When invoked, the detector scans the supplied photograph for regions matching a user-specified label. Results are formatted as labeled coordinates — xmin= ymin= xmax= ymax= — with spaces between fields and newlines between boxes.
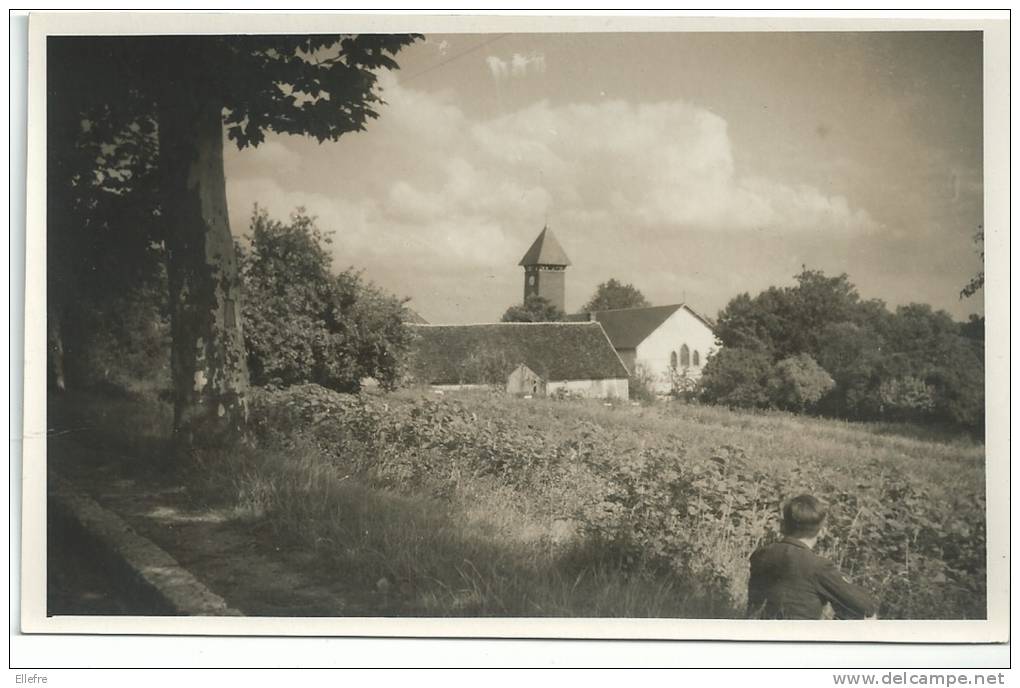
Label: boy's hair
xmin=782 ymin=494 xmax=827 ymax=538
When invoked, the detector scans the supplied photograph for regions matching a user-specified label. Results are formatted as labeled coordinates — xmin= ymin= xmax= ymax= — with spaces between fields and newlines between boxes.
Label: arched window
xmin=693 ymin=350 xmax=700 ymax=367
xmin=680 ymin=344 xmax=690 ymax=368
xmin=670 ymin=351 xmax=678 ymax=369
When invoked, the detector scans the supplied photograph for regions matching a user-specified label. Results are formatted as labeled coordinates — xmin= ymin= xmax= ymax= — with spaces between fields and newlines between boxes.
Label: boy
xmin=747 ymin=494 xmax=878 ymax=620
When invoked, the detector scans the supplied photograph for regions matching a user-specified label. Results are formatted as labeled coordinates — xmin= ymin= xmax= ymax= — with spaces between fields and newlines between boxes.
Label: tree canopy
xmin=50 ymin=35 xmax=421 ymax=147
xmin=48 ymin=34 xmax=421 ymax=446
xmin=501 ymin=295 xmax=566 ymax=323
xmin=581 ymin=279 xmax=650 ymax=312
xmin=703 ymin=268 xmax=984 ymax=430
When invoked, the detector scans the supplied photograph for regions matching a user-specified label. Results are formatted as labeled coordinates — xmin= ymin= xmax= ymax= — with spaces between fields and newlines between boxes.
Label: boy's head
xmin=782 ymin=494 xmax=827 ymax=539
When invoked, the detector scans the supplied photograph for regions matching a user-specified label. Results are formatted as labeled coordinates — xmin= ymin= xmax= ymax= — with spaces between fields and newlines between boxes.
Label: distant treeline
xmin=700 ymin=270 xmax=984 ymax=432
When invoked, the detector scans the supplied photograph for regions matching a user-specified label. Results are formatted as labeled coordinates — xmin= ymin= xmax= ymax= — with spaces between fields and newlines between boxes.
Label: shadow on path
xmin=48 ymin=434 xmax=395 ymax=617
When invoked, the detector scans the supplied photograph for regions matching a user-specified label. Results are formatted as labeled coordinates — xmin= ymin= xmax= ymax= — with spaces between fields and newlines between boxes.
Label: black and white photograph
xmin=17 ymin=12 xmax=1009 ymax=651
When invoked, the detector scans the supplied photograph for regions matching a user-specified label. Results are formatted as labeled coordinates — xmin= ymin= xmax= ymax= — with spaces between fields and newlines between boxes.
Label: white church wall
xmin=634 ymin=308 xmax=718 ymax=395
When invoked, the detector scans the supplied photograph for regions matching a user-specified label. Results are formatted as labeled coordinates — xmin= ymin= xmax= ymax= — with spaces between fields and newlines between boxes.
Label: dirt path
xmin=48 ymin=435 xmax=404 ymax=617
xmin=48 ymin=498 xmax=177 ymax=615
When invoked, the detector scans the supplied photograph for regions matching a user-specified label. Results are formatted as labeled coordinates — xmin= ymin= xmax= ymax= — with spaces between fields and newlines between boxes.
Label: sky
xmin=223 ymin=31 xmax=984 ymax=325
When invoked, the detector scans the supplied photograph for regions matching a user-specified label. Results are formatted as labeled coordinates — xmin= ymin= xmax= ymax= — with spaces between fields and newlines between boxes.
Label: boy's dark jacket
xmin=747 ymin=537 xmax=878 ymax=619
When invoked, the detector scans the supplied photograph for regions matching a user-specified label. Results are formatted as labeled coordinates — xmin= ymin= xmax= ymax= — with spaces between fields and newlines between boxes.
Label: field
xmin=220 ymin=385 xmax=985 ymax=618
xmin=56 ymin=385 xmax=987 ymax=619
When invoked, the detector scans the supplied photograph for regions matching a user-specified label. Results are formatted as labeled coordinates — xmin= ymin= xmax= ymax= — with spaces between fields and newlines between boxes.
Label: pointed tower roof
xmin=518 ymin=226 xmax=571 ymax=267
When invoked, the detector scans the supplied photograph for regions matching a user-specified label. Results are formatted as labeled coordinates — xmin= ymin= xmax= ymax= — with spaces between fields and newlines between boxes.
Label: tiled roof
xmin=518 ymin=227 xmax=571 ymax=267
xmin=590 ymin=304 xmax=716 ymax=349
xmin=407 ymin=322 xmax=628 ymax=385
xmin=401 ymin=306 xmax=428 ymax=324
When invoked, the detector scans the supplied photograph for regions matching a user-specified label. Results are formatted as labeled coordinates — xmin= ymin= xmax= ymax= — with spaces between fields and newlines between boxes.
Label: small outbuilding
xmin=406 ymin=322 xmax=630 ymax=400
xmin=506 ymin=363 xmax=546 ymax=397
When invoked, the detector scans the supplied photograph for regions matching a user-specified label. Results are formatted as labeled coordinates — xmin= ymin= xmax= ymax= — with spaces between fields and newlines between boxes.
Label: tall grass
xmin=204 ymin=436 xmax=703 ymax=617
xmin=228 ymin=386 xmax=983 ymax=618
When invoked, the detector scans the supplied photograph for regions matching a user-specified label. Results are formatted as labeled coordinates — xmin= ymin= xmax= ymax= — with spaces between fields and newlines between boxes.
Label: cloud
xmin=486 ymin=52 xmax=547 ymax=80
xmin=485 ymin=55 xmax=509 ymax=80
xmin=224 ymin=72 xmax=877 ymax=322
xmin=511 ymin=52 xmax=546 ymax=77
xmin=468 ymin=98 xmax=877 ymax=235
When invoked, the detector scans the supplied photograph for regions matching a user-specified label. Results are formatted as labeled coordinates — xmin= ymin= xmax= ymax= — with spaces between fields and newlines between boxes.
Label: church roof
xmin=518 ymin=227 xmax=571 ymax=267
xmin=407 ymin=322 xmax=628 ymax=384
xmin=588 ymin=304 xmax=716 ymax=349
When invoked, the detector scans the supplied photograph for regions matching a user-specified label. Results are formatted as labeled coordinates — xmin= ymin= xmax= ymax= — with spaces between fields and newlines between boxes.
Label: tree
xmin=239 ymin=207 xmax=413 ymax=393
xmin=714 ymin=269 xmax=867 ymax=360
xmin=581 ymin=278 xmax=650 ymax=312
xmin=813 ymin=321 xmax=885 ymax=419
xmin=238 ymin=207 xmax=333 ymax=388
xmin=698 ymin=348 xmax=772 ymax=409
xmin=501 ymin=295 xmax=565 ymax=323
xmin=47 ymin=49 xmax=164 ymax=394
xmin=712 ymin=291 xmax=782 ymax=353
xmin=960 ymin=314 xmax=984 ymax=345
xmin=710 ymin=268 xmax=984 ymax=429
xmin=960 ymin=228 xmax=984 ymax=299
xmin=926 ymin=345 xmax=985 ymax=430
xmin=884 ymin=304 xmax=984 ymax=429
xmin=49 ymin=34 xmax=420 ymax=446
xmin=321 ymin=269 xmax=414 ymax=392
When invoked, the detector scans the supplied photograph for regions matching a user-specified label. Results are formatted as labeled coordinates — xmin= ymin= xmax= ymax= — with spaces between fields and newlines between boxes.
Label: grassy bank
xmin=50 ymin=386 xmax=986 ymax=618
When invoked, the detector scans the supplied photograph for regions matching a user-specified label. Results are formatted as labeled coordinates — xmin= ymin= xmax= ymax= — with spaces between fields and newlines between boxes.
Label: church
xmin=406 ymin=226 xmax=719 ymax=399
xmin=521 ymin=226 xmax=719 ymax=396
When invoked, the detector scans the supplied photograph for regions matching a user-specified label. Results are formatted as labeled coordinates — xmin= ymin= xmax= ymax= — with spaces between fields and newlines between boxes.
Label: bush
xmin=60 ymin=280 xmax=171 ymax=399
xmin=238 ymin=207 xmax=413 ymax=392
xmin=667 ymin=366 xmax=700 ymax=401
xmin=628 ymin=364 xmax=659 ymax=403
xmin=766 ymin=354 xmax=834 ymax=412
xmin=699 ymin=348 xmax=771 ymax=409
xmin=878 ymin=376 xmax=936 ymax=420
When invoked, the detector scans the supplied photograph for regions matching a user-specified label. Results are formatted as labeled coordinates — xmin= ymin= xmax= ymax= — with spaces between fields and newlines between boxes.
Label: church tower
xmin=519 ymin=226 xmax=571 ymax=313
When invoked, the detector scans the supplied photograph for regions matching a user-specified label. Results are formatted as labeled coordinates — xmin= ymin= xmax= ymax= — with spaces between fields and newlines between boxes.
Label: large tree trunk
xmin=158 ymin=92 xmax=249 ymax=448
